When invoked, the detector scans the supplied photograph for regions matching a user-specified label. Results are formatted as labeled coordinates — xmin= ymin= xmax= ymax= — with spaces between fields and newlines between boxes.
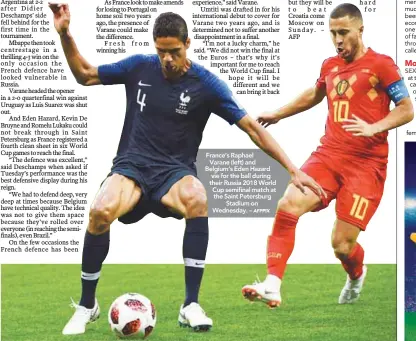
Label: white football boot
xmin=178 ymin=302 xmax=213 ymax=332
xmin=242 ymin=276 xmax=281 ymax=309
xmin=338 ymin=265 xmax=368 ymax=304
xmin=62 ymin=298 xmax=100 ymax=335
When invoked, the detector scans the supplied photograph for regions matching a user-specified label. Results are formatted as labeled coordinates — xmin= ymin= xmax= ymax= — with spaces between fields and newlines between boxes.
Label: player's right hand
xmin=256 ymin=112 xmax=280 ymax=128
xmin=48 ymin=3 xmax=70 ymax=36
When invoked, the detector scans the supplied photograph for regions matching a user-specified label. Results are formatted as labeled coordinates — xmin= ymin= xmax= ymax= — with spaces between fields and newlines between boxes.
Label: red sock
xmin=267 ymin=210 xmax=298 ymax=279
xmin=338 ymin=243 xmax=364 ymax=280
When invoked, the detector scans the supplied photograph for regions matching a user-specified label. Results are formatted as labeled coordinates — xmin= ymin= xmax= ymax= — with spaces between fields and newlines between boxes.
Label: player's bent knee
xmin=277 ymin=195 xmax=303 ymax=216
xmin=332 ymin=240 xmax=354 ymax=258
xmin=88 ymin=204 xmax=116 ymax=234
xmin=181 ymin=187 xmax=208 ymax=218
xmin=185 ymin=192 xmax=208 ymax=217
xmin=89 ymin=204 xmax=114 ymax=224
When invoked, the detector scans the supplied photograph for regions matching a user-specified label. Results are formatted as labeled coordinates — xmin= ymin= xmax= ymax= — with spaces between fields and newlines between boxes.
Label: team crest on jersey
xmin=176 ymin=90 xmax=191 ymax=115
xmin=336 ymin=79 xmax=350 ymax=96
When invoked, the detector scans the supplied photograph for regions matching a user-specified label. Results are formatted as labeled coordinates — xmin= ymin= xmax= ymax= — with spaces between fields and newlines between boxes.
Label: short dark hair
xmin=153 ymin=12 xmax=188 ymax=43
xmin=330 ymin=3 xmax=363 ymax=21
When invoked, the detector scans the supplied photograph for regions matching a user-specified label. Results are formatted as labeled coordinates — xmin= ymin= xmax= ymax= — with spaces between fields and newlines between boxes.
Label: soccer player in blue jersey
xmin=49 ymin=3 xmax=325 ymax=335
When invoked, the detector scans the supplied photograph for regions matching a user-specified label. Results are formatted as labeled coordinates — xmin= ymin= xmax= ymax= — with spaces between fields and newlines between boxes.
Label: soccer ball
xmin=108 ymin=293 xmax=156 ymax=339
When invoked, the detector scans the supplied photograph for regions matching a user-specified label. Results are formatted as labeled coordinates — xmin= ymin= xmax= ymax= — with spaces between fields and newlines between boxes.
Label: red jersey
xmin=316 ymin=48 xmax=402 ymax=164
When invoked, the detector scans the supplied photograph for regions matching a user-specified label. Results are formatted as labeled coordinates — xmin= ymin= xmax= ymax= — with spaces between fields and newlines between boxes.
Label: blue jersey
xmin=98 ymin=54 xmax=246 ymax=169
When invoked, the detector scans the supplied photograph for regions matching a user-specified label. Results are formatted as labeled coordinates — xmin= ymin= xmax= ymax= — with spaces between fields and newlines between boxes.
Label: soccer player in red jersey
xmin=242 ymin=3 xmax=414 ymax=307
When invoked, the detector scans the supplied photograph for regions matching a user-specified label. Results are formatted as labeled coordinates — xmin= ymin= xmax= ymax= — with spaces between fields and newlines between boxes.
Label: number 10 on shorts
xmin=349 ymin=194 xmax=369 ymax=220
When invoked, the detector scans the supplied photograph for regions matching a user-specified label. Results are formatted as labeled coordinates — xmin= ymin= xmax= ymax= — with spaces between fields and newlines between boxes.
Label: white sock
xmin=265 ymin=274 xmax=282 ymax=292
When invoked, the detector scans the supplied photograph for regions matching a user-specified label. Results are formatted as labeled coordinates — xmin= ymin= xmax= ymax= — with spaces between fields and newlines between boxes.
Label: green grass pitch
xmin=406 ymin=312 xmax=416 ymax=341
xmin=2 ymin=264 xmax=395 ymax=341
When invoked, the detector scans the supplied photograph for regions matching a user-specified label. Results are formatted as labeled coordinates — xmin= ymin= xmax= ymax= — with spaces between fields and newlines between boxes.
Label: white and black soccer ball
xmin=108 ymin=293 xmax=156 ymax=339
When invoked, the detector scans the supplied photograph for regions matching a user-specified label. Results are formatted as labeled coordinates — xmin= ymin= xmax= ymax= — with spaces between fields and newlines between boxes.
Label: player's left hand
xmin=342 ymin=114 xmax=379 ymax=137
xmin=290 ymin=169 xmax=327 ymax=199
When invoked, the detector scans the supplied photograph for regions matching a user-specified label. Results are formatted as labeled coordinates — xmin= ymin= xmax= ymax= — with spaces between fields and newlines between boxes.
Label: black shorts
xmin=109 ymin=160 xmax=197 ymax=224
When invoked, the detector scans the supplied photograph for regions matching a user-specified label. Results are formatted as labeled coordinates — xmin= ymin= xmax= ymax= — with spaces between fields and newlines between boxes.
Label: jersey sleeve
xmin=98 ymin=55 xmax=145 ymax=85
xmin=376 ymin=55 xmax=409 ymax=103
xmin=376 ymin=55 xmax=402 ymax=88
xmin=316 ymin=58 xmax=331 ymax=89
xmin=206 ymin=74 xmax=247 ymax=125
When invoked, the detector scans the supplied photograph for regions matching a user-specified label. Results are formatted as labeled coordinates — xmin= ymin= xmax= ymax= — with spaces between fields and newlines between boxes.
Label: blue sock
xmin=183 ymin=217 xmax=209 ymax=307
xmin=79 ymin=230 xmax=110 ymax=308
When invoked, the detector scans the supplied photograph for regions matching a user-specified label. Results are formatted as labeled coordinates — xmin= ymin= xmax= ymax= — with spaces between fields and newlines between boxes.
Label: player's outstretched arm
xmin=237 ymin=115 xmax=326 ymax=197
xmin=257 ymin=85 xmax=326 ymax=127
xmin=343 ymin=97 xmax=414 ymax=137
xmin=49 ymin=3 xmax=100 ymax=86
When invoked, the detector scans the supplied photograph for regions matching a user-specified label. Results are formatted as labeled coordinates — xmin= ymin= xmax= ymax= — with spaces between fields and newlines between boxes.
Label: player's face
xmin=329 ymin=16 xmax=363 ymax=62
xmin=155 ymin=36 xmax=190 ymax=78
